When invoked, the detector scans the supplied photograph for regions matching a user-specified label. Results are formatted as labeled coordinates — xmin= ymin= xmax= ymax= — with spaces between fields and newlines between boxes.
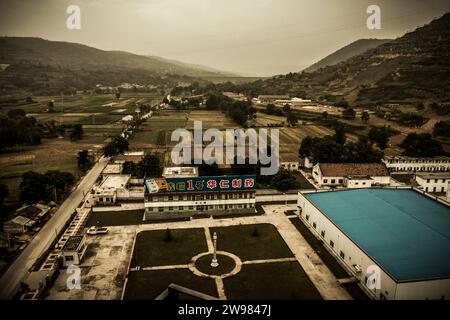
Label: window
xmin=321 ymin=230 xmax=325 ymax=238
xmin=312 ymin=222 xmax=317 ymax=229
xmin=65 ymin=256 xmax=74 ymax=261
xmin=305 ymin=214 xmax=309 ymax=221
xmin=331 ymin=179 xmax=335 ymax=184
xmin=340 ymin=251 xmax=345 ymax=259
xmin=323 ymin=179 xmax=328 ymax=183
xmin=338 ymin=179 xmax=343 ymax=183
xmin=330 ymin=240 xmax=334 ymax=248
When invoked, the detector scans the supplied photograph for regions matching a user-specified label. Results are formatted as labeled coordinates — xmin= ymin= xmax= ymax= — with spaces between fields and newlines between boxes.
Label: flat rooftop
xmin=103 ymin=164 xmax=122 ymax=174
xmin=304 ymin=188 xmax=450 ymax=282
xmin=162 ymin=167 xmax=198 ymax=178
xmin=62 ymin=236 xmax=84 ymax=252
xmin=100 ymin=175 xmax=130 ymax=189
xmin=416 ymin=172 xmax=450 ymax=179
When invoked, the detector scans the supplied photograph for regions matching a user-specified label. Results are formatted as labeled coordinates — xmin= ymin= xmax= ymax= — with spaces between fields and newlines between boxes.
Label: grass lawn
xmin=123 ymin=269 xmax=218 ymax=300
xmin=132 ymin=228 xmax=208 ymax=267
xmin=86 ymin=210 xmax=145 ymax=227
xmin=293 ymin=172 xmax=315 ymax=189
xmin=85 ymin=210 xmax=190 ymax=227
xmin=223 ymin=262 xmax=322 ymax=300
xmin=210 ymin=224 xmax=293 ymax=261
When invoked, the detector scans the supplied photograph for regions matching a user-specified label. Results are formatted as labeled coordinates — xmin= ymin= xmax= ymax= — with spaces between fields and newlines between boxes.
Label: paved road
xmin=0 ymin=157 xmax=109 ymax=299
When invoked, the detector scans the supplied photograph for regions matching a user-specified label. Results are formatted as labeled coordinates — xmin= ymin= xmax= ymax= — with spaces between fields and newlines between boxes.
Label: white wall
xmin=383 ymin=159 xmax=450 ymax=172
xmin=415 ymin=176 xmax=450 ymax=193
xmin=297 ymin=191 xmax=450 ymax=300
xmin=396 ymin=279 xmax=450 ymax=300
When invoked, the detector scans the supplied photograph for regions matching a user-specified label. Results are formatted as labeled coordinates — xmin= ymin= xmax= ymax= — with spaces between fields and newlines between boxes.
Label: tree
xmin=287 ymin=113 xmax=298 ymax=126
xmin=335 ymin=99 xmax=349 ymax=109
xmin=400 ymin=133 xmax=444 ymax=157
xmin=299 ymin=136 xmax=315 ymax=158
xmin=342 ymin=108 xmax=356 ymax=120
xmin=342 ymin=137 xmax=383 ymax=163
xmin=251 ymin=227 xmax=260 ymax=237
xmin=398 ymin=113 xmax=427 ymax=127
xmin=164 ymin=228 xmax=173 ymax=242
xmin=48 ymin=100 xmax=55 ymax=112
xmin=115 ymin=92 xmax=121 ymax=100
xmin=368 ymin=127 xmax=390 ymax=149
xmin=139 ymin=154 xmax=162 ymax=177
xmin=282 ymin=104 xmax=291 ymax=114
xmin=70 ymin=124 xmax=83 ymax=141
xmin=433 ymin=121 xmax=450 ymax=137
xmin=77 ymin=150 xmax=91 ymax=170
xmin=102 ymin=136 xmax=129 ymax=157
xmin=266 ymin=104 xmax=277 ymax=115
xmin=270 ymin=169 xmax=300 ymax=192
xmin=0 ymin=184 xmax=9 ymax=208
xmin=333 ymin=123 xmax=346 ymax=145
xmin=7 ymin=109 xmax=26 ymax=119
xmin=361 ymin=111 xmax=370 ymax=123
xmin=19 ymin=172 xmax=50 ymax=204
xmin=26 ymin=96 xmax=34 ymax=104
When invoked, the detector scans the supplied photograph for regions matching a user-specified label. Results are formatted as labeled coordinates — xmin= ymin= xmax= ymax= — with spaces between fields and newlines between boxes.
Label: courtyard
xmin=124 ymin=223 xmax=322 ymax=300
xmin=46 ymin=204 xmax=355 ymax=300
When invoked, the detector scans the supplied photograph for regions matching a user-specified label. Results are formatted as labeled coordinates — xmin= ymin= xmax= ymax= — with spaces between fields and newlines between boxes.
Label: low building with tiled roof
xmin=312 ymin=163 xmax=390 ymax=188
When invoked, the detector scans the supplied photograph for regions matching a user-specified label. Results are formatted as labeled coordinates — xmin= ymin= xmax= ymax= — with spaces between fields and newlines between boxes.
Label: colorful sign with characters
xmin=145 ymin=175 xmax=256 ymax=194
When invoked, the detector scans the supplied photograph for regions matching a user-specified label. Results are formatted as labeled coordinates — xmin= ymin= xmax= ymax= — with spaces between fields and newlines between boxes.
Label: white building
xmin=61 ymin=235 xmax=87 ymax=267
xmin=415 ymin=172 xmax=450 ymax=193
xmin=274 ymin=97 xmax=314 ymax=107
xmin=256 ymin=95 xmax=289 ymax=104
xmin=297 ymin=188 xmax=450 ymax=300
xmin=93 ymin=174 xmax=143 ymax=205
xmin=312 ymin=163 xmax=390 ymax=188
xmin=162 ymin=167 xmax=198 ymax=178
xmin=383 ymin=156 xmax=450 ymax=173
xmin=345 ymin=176 xmax=374 ymax=189
xmin=144 ymin=167 xmax=256 ymax=220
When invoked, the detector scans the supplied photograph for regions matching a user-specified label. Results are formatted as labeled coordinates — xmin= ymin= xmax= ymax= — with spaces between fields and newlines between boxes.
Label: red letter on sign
xmin=207 ymin=180 xmax=217 ymax=189
xmin=244 ymin=178 xmax=255 ymax=188
xmin=232 ymin=179 xmax=242 ymax=188
xmin=220 ymin=180 xmax=229 ymax=189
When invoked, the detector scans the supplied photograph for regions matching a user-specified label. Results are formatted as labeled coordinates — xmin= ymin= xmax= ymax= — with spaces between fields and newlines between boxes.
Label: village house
xmin=312 ymin=163 xmax=390 ymax=188
xmin=414 ymin=172 xmax=450 ymax=194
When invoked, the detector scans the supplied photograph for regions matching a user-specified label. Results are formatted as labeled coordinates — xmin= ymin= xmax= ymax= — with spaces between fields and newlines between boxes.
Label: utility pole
xmin=60 ymin=92 xmax=64 ymax=125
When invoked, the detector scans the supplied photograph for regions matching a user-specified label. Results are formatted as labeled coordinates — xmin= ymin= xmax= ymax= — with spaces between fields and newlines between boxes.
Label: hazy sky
xmin=1 ymin=0 xmax=449 ymax=76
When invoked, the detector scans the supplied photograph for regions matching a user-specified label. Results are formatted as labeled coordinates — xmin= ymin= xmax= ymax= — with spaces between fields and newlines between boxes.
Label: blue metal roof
xmin=304 ymin=189 xmax=450 ymax=282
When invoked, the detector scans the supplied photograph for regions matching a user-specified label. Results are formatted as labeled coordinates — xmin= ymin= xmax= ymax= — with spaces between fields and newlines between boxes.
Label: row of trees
xmin=102 ymin=136 xmax=129 ymax=157
xmin=0 ymin=109 xmax=41 ymax=151
xmin=205 ymin=93 xmax=256 ymax=126
xmin=19 ymin=170 xmax=76 ymax=204
xmin=299 ymin=125 xmax=383 ymax=163
xmin=433 ymin=121 xmax=450 ymax=138
xmin=400 ymin=133 xmax=445 ymax=157
xmin=122 ymin=154 xmax=162 ymax=178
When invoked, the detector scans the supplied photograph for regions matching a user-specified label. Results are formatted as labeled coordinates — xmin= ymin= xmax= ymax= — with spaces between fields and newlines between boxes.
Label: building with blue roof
xmin=297 ymin=188 xmax=450 ymax=300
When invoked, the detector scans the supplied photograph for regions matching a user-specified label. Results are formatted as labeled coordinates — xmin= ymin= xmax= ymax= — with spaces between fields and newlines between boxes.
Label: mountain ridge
xmin=303 ymin=38 xmax=392 ymax=73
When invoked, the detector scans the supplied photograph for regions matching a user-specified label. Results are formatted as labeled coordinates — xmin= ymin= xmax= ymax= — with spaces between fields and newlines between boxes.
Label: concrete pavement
xmin=0 ymin=157 xmax=109 ymax=299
